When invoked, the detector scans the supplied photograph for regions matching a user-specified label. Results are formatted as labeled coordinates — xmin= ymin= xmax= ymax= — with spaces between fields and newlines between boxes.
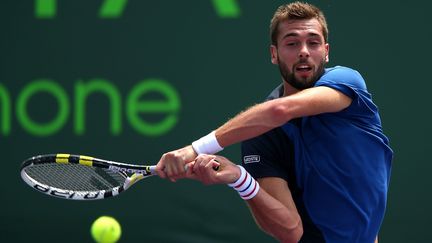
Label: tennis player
xmin=156 ymin=2 xmax=392 ymax=243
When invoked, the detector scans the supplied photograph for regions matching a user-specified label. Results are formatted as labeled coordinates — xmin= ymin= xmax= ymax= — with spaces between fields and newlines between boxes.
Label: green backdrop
xmin=1 ymin=0 xmax=430 ymax=242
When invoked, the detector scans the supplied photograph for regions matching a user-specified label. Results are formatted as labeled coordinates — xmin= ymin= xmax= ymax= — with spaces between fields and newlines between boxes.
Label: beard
xmin=277 ymin=56 xmax=326 ymax=90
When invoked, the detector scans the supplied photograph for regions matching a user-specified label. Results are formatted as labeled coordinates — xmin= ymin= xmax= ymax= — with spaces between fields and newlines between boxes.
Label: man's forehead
xmin=278 ymin=18 xmax=323 ymax=35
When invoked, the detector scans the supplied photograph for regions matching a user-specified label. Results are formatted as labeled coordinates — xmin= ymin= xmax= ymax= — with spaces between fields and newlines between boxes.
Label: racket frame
xmin=20 ymin=154 xmax=156 ymax=200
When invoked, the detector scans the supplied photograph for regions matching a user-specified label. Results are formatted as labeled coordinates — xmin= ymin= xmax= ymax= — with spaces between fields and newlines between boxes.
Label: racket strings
xmin=24 ymin=163 xmax=126 ymax=191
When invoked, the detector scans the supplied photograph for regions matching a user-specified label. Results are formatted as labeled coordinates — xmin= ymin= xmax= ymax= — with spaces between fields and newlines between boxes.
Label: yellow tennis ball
xmin=91 ymin=216 xmax=122 ymax=243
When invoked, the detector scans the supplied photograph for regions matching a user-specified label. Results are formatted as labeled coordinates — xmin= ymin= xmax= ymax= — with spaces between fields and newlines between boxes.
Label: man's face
xmin=271 ymin=18 xmax=329 ymax=90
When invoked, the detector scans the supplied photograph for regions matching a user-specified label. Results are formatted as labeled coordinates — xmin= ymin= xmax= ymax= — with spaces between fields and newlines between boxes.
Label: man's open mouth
xmin=295 ymin=64 xmax=313 ymax=72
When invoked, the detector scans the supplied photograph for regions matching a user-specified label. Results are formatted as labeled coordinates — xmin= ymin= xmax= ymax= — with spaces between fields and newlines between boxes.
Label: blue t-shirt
xmin=242 ymin=126 xmax=326 ymax=242
xmin=244 ymin=66 xmax=393 ymax=242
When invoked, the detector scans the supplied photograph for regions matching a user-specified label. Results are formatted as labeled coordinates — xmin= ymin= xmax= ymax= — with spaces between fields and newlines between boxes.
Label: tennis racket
xmin=20 ymin=153 xmax=157 ymax=200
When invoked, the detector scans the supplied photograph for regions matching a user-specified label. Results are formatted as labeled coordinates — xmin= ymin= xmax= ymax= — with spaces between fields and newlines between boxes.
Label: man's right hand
xmin=155 ymin=145 xmax=198 ymax=182
xmin=185 ymin=154 xmax=241 ymax=185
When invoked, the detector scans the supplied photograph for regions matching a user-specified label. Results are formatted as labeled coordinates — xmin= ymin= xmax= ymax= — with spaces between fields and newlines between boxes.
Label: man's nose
xmin=299 ymin=44 xmax=310 ymax=58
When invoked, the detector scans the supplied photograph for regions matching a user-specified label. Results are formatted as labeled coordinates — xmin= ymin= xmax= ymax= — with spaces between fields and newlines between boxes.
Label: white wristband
xmin=228 ymin=165 xmax=247 ymax=188
xmin=228 ymin=165 xmax=260 ymax=200
xmin=191 ymin=131 xmax=224 ymax=155
xmin=241 ymin=180 xmax=260 ymax=200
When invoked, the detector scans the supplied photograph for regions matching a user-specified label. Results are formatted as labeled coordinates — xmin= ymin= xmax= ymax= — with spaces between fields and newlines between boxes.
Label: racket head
xmin=20 ymin=154 xmax=155 ymax=200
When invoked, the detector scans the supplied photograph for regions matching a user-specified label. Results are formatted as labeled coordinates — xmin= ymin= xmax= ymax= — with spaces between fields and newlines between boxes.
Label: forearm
xmin=186 ymin=159 xmax=302 ymax=242
xmin=215 ymin=86 xmax=352 ymax=147
xmin=216 ymin=100 xmax=292 ymax=147
xmin=246 ymin=189 xmax=303 ymax=243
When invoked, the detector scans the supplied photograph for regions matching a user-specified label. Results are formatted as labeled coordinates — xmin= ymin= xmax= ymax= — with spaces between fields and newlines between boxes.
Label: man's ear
xmin=270 ymin=45 xmax=278 ymax=64
xmin=325 ymin=43 xmax=330 ymax=63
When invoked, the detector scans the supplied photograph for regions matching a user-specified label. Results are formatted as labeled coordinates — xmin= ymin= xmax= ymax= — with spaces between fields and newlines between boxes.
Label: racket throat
xmin=123 ymin=173 xmax=144 ymax=190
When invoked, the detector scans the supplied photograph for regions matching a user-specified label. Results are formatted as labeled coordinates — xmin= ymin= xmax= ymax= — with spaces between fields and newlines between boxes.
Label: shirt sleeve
xmin=315 ymin=66 xmax=378 ymax=116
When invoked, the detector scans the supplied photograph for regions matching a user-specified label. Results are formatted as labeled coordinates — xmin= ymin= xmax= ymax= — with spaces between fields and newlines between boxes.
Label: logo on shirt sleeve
xmin=243 ymin=155 xmax=260 ymax=164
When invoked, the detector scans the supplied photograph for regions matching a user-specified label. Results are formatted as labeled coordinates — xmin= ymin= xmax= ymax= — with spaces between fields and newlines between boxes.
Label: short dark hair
xmin=270 ymin=2 xmax=328 ymax=45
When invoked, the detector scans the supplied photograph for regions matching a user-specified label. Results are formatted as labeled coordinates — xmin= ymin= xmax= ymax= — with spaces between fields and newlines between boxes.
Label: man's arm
xmin=216 ymin=86 xmax=351 ymax=147
xmin=187 ymin=155 xmax=303 ymax=243
xmin=247 ymin=177 xmax=303 ymax=243
xmin=156 ymin=86 xmax=351 ymax=180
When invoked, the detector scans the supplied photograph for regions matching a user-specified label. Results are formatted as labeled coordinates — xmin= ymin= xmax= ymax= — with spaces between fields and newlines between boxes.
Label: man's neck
xmin=283 ymin=81 xmax=300 ymax=97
